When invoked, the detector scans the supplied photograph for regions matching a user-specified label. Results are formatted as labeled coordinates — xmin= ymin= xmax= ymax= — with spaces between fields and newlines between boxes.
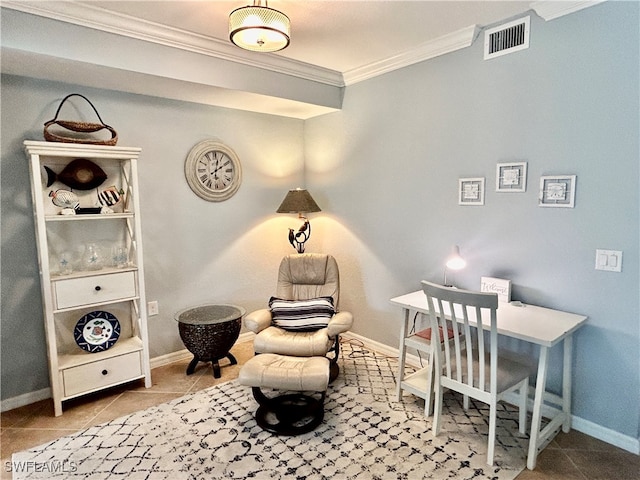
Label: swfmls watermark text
xmin=5 ymin=460 xmax=78 ymax=474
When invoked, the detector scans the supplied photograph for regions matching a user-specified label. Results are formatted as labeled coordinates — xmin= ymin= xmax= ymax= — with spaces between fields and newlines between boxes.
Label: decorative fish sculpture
xmin=49 ymin=189 xmax=80 ymax=210
xmin=44 ymin=158 xmax=107 ymax=190
xmin=98 ymin=186 xmax=122 ymax=207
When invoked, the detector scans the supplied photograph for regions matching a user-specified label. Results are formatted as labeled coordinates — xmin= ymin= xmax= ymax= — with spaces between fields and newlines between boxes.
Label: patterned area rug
xmin=12 ymin=342 xmax=527 ymax=479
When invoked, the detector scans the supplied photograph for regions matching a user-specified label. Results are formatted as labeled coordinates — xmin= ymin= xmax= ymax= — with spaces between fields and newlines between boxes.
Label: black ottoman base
xmin=252 ymin=387 xmax=325 ymax=435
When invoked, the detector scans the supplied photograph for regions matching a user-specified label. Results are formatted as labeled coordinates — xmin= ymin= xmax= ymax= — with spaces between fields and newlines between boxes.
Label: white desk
xmin=391 ymin=290 xmax=587 ymax=470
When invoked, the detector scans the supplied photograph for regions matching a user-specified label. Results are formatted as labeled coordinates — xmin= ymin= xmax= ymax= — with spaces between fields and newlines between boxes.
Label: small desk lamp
xmin=443 ymin=245 xmax=466 ymax=287
xmin=276 ymin=188 xmax=321 ymax=253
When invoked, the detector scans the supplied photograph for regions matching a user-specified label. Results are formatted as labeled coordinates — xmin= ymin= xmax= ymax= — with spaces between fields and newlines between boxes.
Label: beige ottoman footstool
xmin=239 ymin=354 xmax=330 ymax=435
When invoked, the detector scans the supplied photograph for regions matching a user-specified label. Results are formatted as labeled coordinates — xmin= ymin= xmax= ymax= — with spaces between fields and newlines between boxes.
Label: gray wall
xmin=1 ymin=76 xmax=306 ymax=398
xmin=305 ymin=3 xmax=639 ymax=440
xmin=1 ymin=1 xmax=639 ymax=447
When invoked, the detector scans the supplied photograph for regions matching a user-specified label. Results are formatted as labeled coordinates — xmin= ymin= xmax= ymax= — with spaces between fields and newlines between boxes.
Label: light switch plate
xmin=148 ymin=300 xmax=159 ymax=316
xmin=595 ymin=249 xmax=622 ymax=272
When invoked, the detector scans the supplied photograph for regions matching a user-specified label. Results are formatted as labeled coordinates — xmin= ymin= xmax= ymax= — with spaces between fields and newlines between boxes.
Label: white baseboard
xmin=148 ymin=348 xmax=192 ymax=369
xmin=572 ymin=414 xmax=640 ymax=455
xmin=148 ymin=332 xmax=255 ymax=369
xmin=3 ymin=331 xmax=639 ymax=456
xmin=342 ymin=331 xmax=424 ymax=367
xmin=0 ymin=387 xmax=51 ymax=413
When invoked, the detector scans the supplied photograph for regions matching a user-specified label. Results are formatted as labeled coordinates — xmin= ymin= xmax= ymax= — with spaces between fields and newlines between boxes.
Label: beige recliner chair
xmin=244 ymin=253 xmax=353 ymax=380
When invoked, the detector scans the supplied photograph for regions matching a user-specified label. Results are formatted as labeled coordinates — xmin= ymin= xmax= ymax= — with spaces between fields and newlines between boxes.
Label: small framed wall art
xmin=539 ymin=175 xmax=576 ymax=208
xmin=459 ymin=177 xmax=485 ymax=205
xmin=496 ymin=162 xmax=527 ymax=192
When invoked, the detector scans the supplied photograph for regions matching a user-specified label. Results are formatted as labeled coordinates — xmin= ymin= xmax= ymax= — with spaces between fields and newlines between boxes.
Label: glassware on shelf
xmin=82 ymin=243 xmax=103 ymax=271
xmin=111 ymin=245 xmax=129 ymax=268
xmin=58 ymin=251 xmax=73 ymax=275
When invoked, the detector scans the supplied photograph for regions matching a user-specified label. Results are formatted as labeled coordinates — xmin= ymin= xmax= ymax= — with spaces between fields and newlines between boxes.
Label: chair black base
xmin=328 ymin=336 xmax=341 ymax=382
xmin=252 ymin=387 xmax=325 ymax=435
xmin=329 ymin=361 xmax=339 ymax=382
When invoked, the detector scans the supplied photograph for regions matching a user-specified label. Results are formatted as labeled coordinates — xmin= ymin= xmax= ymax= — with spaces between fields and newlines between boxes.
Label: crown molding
xmin=2 ymin=1 xmax=481 ymax=88
xmin=343 ymin=25 xmax=481 ymax=86
xmin=1 ymin=1 xmax=344 ymax=87
xmin=531 ymin=0 xmax=606 ymax=21
xmin=3 ymin=0 xmax=605 ymax=91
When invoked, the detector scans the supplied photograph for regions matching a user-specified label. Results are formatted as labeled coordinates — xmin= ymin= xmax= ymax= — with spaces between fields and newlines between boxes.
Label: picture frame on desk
xmin=480 ymin=277 xmax=511 ymax=303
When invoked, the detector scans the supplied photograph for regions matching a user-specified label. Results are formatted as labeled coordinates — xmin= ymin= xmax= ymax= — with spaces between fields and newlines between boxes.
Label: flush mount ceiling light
xmin=229 ymin=1 xmax=291 ymax=53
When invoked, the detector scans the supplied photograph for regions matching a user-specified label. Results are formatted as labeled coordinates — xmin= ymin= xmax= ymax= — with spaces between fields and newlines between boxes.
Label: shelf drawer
xmin=62 ymin=351 xmax=142 ymax=397
xmin=55 ymin=271 xmax=136 ymax=309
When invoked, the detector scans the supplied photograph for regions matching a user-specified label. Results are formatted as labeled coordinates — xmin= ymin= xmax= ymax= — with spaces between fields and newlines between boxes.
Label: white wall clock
xmin=185 ymin=140 xmax=242 ymax=202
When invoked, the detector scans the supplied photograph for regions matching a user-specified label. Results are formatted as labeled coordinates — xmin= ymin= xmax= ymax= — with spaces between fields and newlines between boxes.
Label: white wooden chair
xmin=396 ymin=320 xmax=458 ymax=417
xmin=422 ymin=280 xmax=533 ymax=466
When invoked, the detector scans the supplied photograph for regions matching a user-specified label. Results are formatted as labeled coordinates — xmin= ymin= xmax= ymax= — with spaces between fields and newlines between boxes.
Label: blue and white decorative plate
xmin=74 ymin=311 xmax=120 ymax=353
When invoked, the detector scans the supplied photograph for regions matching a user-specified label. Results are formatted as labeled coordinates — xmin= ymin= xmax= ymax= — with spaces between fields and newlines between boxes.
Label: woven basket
xmin=43 ymin=94 xmax=118 ymax=146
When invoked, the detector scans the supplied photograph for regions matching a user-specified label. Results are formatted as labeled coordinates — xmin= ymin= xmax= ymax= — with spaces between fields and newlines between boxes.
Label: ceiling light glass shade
xmin=229 ymin=3 xmax=290 ymax=52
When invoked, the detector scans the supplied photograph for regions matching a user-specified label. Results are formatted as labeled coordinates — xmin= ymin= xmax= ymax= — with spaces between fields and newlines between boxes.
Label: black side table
xmin=174 ymin=304 xmax=245 ymax=378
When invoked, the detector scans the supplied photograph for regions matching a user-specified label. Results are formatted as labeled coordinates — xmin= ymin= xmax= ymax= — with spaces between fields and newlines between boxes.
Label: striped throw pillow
xmin=269 ymin=296 xmax=335 ymax=331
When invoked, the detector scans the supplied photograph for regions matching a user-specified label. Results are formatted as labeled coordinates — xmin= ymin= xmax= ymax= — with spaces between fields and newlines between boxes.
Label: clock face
xmin=197 ymin=150 xmax=235 ymax=191
xmin=185 ymin=140 xmax=242 ymax=202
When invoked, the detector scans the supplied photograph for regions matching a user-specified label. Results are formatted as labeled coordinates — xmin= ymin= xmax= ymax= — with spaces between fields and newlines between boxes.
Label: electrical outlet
xmin=148 ymin=300 xmax=159 ymax=316
xmin=595 ymin=249 xmax=622 ymax=272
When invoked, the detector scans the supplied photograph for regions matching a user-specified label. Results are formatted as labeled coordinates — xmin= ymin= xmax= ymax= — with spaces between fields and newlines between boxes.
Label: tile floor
xmin=2 ymin=340 xmax=638 ymax=480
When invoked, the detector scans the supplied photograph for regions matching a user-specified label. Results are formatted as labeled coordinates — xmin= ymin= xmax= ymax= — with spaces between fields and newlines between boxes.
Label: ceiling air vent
xmin=484 ymin=16 xmax=530 ymax=60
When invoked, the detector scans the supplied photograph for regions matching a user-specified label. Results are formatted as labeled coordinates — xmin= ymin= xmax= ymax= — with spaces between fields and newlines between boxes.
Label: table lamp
xmin=276 ymin=188 xmax=321 ymax=253
xmin=443 ymin=245 xmax=466 ymax=287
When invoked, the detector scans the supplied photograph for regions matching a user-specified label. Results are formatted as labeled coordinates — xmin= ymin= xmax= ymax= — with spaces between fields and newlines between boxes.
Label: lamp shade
xmin=276 ymin=188 xmax=321 ymax=214
xmin=445 ymin=245 xmax=466 ymax=270
xmin=229 ymin=3 xmax=290 ymax=52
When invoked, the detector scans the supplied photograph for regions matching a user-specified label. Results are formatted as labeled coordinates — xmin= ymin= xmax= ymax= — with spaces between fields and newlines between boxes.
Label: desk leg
xmin=562 ymin=335 xmax=573 ymax=432
xmin=527 ymin=346 xmax=549 ymax=470
xmin=395 ymin=308 xmax=410 ymax=402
